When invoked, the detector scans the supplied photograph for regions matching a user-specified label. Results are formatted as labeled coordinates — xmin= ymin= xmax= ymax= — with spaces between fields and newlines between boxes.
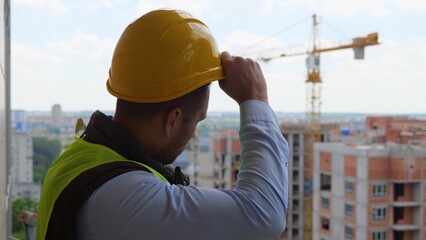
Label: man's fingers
xmin=221 ymin=51 xmax=232 ymax=60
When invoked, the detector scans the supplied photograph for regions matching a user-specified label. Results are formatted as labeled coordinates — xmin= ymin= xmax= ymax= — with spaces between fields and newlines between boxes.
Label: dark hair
xmin=115 ymin=84 xmax=210 ymax=122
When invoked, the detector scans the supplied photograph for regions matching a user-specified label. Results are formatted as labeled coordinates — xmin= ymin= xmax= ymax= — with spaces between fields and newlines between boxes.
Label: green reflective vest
xmin=36 ymin=137 xmax=167 ymax=240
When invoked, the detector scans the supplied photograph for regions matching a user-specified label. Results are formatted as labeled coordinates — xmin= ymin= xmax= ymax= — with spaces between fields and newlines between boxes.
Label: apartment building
xmin=10 ymin=110 xmax=41 ymax=201
xmin=51 ymin=104 xmax=62 ymax=129
xmin=313 ymin=142 xmax=426 ymax=240
xmin=365 ymin=116 xmax=426 ymax=146
xmin=212 ymin=130 xmax=240 ymax=189
xmin=10 ymin=128 xmax=33 ymax=183
xmin=281 ymin=123 xmax=337 ymax=240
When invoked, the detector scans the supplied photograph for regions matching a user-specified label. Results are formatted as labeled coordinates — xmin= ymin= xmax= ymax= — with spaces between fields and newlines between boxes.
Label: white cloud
xmin=326 ymin=0 xmax=389 ymax=16
xmin=221 ymin=30 xmax=285 ymax=56
xmin=391 ymin=0 xmax=426 ymax=11
xmin=13 ymin=41 xmax=63 ymax=65
xmin=260 ymin=0 xmax=275 ymax=15
xmin=314 ymin=37 xmax=426 ymax=113
xmin=50 ymin=30 xmax=116 ymax=62
xmin=13 ymin=0 xmax=67 ymax=14
xmin=136 ymin=0 xmax=218 ymax=17
xmin=11 ymin=32 xmax=117 ymax=111
xmin=83 ymin=0 xmax=114 ymax=11
xmin=285 ymin=0 xmax=389 ymax=17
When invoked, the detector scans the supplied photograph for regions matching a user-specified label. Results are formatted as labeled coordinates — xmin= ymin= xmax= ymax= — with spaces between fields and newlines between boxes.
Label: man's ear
xmin=164 ymin=107 xmax=182 ymax=137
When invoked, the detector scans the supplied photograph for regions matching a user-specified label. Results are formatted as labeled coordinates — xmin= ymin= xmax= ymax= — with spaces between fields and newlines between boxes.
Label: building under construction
xmin=211 ymin=130 xmax=240 ymax=190
xmin=313 ymin=116 xmax=426 ymax=240
xmin=280 ymin=123 xmax=338 ymax=240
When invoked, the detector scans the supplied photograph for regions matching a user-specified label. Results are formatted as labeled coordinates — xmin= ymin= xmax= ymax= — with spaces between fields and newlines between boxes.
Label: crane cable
xmin=237 ymin=15 xmax=311 ymax=54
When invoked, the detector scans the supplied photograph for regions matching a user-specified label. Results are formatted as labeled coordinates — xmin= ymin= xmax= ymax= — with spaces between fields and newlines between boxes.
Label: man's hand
xmin=219 ymin=51 xmax=268 ymax=105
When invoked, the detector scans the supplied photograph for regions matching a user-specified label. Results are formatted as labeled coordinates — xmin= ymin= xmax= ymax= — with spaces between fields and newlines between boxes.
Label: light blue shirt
xmin=73 ymin=100 xmax=289 ymax=240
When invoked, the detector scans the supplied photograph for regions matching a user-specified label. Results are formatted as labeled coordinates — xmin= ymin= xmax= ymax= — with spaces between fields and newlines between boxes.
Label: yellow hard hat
xmin=107 ymin=9 xmax=224 ymax=103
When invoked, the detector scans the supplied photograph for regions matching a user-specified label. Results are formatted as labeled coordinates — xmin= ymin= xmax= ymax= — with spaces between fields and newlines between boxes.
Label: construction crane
xmin=247 ymin=14 xmax=379 ymax=240
xmin=257 ymin=14 xmax=379 ymax=130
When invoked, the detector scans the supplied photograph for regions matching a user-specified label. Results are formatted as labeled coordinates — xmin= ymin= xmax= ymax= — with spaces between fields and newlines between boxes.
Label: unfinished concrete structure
xmin=313 ymin=143 xmax=426 ymax=240
xmin=365 ymin=116 xmax=426 ymax=146
xmin=212 ymin=130 xmax=240 ymax=189
xmin=281 ymin=123 xmax=337 ymax=240
xmin=313 ymin=116 xmax=426 ymax=240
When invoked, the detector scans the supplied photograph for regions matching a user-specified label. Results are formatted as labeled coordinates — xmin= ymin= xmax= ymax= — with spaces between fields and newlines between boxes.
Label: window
xmin=345 ymin=181 xmax=354 ymax=195
xmin=372 ymin=230 xmax=386 ymax=240
xmin=293 ymin=185 xmax=299 ymax=195
xmin=345 ymin=226 xmax=354 ymax=240
xmin=293 ymin=170 xmax=299 ymax=181
xmin=292 ymin=228 xmax=299 ymax=237
xmin=394 ymin=183 xmax=404 ymax=200
xmin=320 ymin=174 xmax=331 ymax=191
xmin=293 ymin=155 xmax=299 ymax=168
xmin=293 ymin=199 xmax=299 ymax=211
xmin=292 ymin=214 xmax=299 ymax=224
xmin=372 ymin=207 xmax=386 ymax=221
xmin=321 ymin=217 xmax=330 ymax=230
xmin=394 ymin=207 xmax=404 ymax=223
xmin=293 ymin=135 xmax=300 ymax=148
xmin=372 ymin=183 xmax=387 ymax=197
xmin=322 ymin=197 xmax=329 ymax=209
xmin=345 ymin=204 xmax=354 ymax=217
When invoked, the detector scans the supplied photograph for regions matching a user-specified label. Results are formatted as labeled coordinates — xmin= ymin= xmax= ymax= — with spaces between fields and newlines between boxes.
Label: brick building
xmin=313 ymin=116 xmax=426 ymax=240
xmin=366 ymin=116 xmax=426 ymax=146
xmin=212 ymin=130 xmax=240 ymax=189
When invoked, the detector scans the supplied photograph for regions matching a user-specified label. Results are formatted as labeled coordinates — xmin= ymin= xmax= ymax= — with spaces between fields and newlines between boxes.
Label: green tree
xmin=33 ymin=137 xmax=61 ymax=183
xmin=12 ymin=198 xmax=38 ymax=233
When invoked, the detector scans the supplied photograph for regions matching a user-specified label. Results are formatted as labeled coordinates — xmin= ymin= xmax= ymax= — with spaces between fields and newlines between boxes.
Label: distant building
xmin=212 ymin=130 xmax=240 ymax=189
xmin=313 ymin=142 xmax=426 ymax=240
xmin=0 ymin=0 xmax=11 ymax=238
xmin=12 ymin=110 xmax=30 ymax=132
xmin=10 ymin=128 xmax=33 ymax=183
xmin=280 ymin=123 xmax=337 ymax=240
xmin=366 ymin=116 xmax=426 ymax=146
xmin=10 ymin=182 xmax=40 ymax=201
xmin=51 ymin=104 xmax=62 ymax=129
xmin=186 ymin=135 xmax=214 ymax=188
xmin=10 ymin=110 xmax=41 ymax=201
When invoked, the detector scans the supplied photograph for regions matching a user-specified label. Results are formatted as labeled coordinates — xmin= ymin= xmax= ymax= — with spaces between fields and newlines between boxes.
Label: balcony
xmin=390 ymin=225 xmax=421 ymax=231
xmin=392 ymin=182 xmax=422 ymax=204
xmin=391 ymin=201 xmax=421 ymax=207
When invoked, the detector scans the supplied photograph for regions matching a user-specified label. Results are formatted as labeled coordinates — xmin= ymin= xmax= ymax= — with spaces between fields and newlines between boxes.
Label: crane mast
xmin=306 ymin=14 xmax=321 ymax=132
xmin=304 ymin=15 xmax=379 ymax=131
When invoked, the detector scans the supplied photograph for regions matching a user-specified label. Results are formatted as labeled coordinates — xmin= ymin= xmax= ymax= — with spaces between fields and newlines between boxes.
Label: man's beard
xmin=157 ymin=124 xmax=193 ymax=165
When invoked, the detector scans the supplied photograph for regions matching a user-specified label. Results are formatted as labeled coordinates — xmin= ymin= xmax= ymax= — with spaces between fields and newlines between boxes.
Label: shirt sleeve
xmin=73 ymin=100 xmax=289 ymax=240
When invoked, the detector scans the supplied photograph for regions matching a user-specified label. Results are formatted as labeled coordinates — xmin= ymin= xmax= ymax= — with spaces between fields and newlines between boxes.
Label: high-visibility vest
xmin=36 ymin=137 xmax=167 ymax=240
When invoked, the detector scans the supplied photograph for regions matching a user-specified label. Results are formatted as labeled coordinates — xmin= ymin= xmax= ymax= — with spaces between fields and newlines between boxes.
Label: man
xmin=37 ymin=9 xmax=288 ymax=240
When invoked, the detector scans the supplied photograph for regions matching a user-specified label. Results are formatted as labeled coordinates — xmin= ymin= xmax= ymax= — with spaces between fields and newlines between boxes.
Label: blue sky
xmin=11 ymin=0 xmax=426 ymax=114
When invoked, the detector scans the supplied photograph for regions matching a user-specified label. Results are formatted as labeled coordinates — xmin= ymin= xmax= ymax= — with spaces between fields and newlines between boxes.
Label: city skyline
xmin=12 ymin=0 xmax=426 ymax=113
